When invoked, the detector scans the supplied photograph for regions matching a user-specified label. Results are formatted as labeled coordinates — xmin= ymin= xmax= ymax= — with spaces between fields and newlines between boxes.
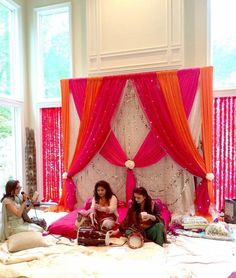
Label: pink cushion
xmin=47 ymin=208 xmax=81 ymax=239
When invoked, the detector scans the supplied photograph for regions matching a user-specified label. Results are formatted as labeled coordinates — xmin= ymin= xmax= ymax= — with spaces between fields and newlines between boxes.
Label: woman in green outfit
xmin=119 ymin=186 xmax=167 ymax=246
xmin=0 ymin=180 xmax=43 ymax=242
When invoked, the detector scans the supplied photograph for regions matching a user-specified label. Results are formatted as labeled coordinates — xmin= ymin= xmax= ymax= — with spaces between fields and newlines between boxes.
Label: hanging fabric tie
xmin=125 ymin=160 xmax=135 ymax=170
xmin=205 ymin=173 xmax=214 ymax=181
xmin=62 ymin=172 xmax=68 ymax=179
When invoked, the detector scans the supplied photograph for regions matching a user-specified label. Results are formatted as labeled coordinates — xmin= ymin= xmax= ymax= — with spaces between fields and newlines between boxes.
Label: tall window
xmin=0 ymin=0 xmax=23 ymax=197
xmin=36 ymin=4 xmax=72 ymax=99
xmin=211 ymin=0 xmax=236 ymax=89
xmin=36 ymin=4 xmax=71 ymax=200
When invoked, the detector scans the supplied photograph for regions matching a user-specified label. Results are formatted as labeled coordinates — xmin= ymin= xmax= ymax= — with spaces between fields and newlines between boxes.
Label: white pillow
xmin=205 ymin=222 xmax=230 ymax=237
xmin=182 ymin=216 xmax=208 ymax=225
xmin=7 ymin=231 xmax=50 ymax=252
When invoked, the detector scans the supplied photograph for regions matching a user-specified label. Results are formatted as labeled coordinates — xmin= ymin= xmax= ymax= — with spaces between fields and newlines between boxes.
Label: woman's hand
xmin=141 ymin=212 xmax=156 ymax=221
xmin=94 ymin=204 xmax=100 ymax=210
xmin=89 ymin=212 xmax=97 ymax=227
xmin=94 ymin=204 xmax=106 ymax=212
xmin=22 ymin=192 xmax=29 ymax=202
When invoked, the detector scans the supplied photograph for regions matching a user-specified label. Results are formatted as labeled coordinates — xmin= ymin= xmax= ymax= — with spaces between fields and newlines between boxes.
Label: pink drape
xmin=65 ymin=77 xmax=126 ymax=210
xmin=133 ymin=73 xmax=204 ymax=172
xmin=133 ymin=71 xmax=211 ymax=213
xmin=69 ymin=69 xmax=200 ymax=204
xmin=61 ymin=68 xmax=213 ymax=213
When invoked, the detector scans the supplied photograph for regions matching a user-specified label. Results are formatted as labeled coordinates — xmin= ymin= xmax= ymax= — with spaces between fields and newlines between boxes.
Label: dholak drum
xmin=127 ymin=231 xmax=144 ymax=249
xmin=77 ymin=227 xmax=106 ymax=246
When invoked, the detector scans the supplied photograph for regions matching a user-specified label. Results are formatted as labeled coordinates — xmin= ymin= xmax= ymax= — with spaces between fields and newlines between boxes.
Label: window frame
xmin=0 ymin=99 xmax=24 ymax=192
xmin=0 ymin=0 xmax=24 ymax=195
xmin=0 ymin=0 xmax=22 ymax=100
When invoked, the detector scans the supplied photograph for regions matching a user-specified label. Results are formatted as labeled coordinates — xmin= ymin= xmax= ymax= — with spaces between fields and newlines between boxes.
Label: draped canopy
xmin=59 ymin=67 xmax=213 ymax=214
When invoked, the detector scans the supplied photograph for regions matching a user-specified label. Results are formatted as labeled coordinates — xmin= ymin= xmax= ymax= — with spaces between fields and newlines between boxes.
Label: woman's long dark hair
xmin=1 ymin=180 xmax=19 ymax=202
xmin=94 ymin=180 xmax=116 ymax=203
xmin=131 ymin=186 xmax=152 ymax=214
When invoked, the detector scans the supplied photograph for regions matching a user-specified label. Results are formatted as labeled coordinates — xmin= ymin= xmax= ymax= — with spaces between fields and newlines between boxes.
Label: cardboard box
xmin=224 ymin=199 xmax=236 ymax=224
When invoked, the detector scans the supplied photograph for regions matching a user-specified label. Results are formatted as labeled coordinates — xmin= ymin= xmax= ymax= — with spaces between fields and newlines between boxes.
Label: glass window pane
xmin=39 ymin=7 xmax=71 ymax=99
xmin=0 ymin=3 xmax=11 ymax=96
xmin=211 ymin=0 xmax=236 ymax=89
xmin=0 ymin=105 xmax=16 ymax=197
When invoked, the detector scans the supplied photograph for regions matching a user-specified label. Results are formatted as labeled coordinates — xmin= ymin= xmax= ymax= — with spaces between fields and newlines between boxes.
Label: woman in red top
xmin=77 ymin=180 xmax=118 ymax=231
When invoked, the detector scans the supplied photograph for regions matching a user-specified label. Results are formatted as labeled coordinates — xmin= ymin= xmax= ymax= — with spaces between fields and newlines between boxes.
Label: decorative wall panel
xmin=87 ymin=0 xmax=183 ymax=75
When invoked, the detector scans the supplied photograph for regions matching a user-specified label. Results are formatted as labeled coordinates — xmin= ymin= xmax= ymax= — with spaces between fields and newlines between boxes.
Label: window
xmin=0 ymin=1 xmax=20 ymax=98
xmin=211 ymin=0 xmax=236 ymax=89
xmin=0 ymin=0 xmax=23 ymax=197
xmin=36 ymin=4 xmax=72 ymax=100
xmin=0 ymin=105 xmax=22 ymax=195
xmin=35 ymin=4 xmax=71 ymax=200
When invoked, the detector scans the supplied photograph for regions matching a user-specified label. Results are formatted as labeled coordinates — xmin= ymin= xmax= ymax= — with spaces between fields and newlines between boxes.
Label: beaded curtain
xmin=41 ymin=107 xmax=64 ymax=202
xmin=213 ymin=97 xmax=236 ymax=210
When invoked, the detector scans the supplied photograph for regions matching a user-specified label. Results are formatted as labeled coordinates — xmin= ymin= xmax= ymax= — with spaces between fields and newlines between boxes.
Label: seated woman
xmin=119 ymin=186 xmax=167 ymax=246
xmin=0 ymin=180 xmax=43 ymax=242
xmin=77 ymin=180 xmax=118 ymax=231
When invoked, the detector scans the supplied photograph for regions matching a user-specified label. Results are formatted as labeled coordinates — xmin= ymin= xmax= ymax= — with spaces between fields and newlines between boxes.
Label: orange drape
xmin=48 ymin=79 xmax=70 ymax=211
xmin=200 ymin=67 xmax=214 ymax=204
xmin=157 ymin=71 xmax=206 ymax=172
xmin=69 ymin=77 xmax=103 ymax=167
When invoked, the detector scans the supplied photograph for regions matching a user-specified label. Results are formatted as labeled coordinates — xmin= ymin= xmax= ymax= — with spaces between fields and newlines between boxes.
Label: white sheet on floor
xmin=0 ymin=234 xmax=235 ymax=278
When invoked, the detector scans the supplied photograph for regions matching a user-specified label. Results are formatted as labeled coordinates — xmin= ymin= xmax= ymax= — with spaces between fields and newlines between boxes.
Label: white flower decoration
xmin=62 ymin=172 xmax=68 ymax=179
xmin=125 ymin=160 xmax=135 ymax=170
xmin=205 ymin=173 xmax=214 ymax=181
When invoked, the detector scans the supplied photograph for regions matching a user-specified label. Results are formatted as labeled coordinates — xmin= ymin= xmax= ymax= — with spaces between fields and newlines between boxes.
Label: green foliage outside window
xmin=40 ymin=11 xmax=71 ymax=98
xmin=0 ymin=106 xmax=12 ymax=138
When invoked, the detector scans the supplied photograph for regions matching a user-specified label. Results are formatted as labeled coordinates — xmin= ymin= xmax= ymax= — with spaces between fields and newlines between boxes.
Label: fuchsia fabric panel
xmin=47 ymin=208 xmax=81 ymax=239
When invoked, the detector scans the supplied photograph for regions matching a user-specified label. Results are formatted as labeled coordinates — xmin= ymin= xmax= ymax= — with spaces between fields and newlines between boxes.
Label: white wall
xmin=184 ymin=0 xmax=209 ymax=67
xmin=87 ymin=0 xmax=184 ymax=75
